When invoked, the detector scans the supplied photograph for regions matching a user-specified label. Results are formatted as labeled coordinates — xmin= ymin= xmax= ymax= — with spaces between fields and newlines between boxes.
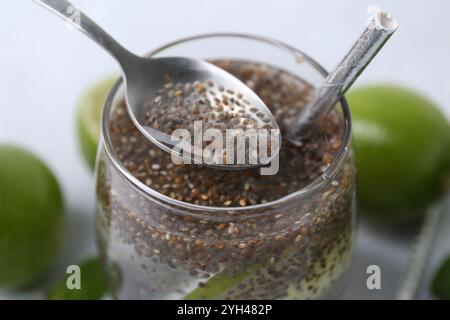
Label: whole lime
xmin=77 ymin=76 xmax=117 ymax=169
xmin=0 ymin=145 xmax=64 ymax=287
xmin=347 ymin=85 xmax=450 ymax=224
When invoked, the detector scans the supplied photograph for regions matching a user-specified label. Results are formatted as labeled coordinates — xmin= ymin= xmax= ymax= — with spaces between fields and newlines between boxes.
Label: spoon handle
xmin=34 ymin=0 xmax=135 ymax=67
xmin=291 ymin=11 xmax=398 ymax=138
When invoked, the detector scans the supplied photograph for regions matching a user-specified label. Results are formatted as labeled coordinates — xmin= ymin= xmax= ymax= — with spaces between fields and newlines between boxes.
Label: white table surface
xmin=0 ymin=0 xmax=449 ymax=300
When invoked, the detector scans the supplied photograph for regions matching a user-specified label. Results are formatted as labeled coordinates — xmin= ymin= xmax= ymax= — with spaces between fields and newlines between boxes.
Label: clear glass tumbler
xmin=95 ymin=34 xmax=356 ymax=300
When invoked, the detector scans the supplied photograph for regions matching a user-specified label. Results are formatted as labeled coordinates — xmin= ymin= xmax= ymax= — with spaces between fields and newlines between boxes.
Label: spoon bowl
xmin=123 ymin=56 xmax=279 ymax=169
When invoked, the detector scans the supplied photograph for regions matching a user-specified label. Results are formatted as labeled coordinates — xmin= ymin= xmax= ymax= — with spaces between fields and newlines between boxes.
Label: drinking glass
xmin=95 ymin=33 xmax=356 ymax=300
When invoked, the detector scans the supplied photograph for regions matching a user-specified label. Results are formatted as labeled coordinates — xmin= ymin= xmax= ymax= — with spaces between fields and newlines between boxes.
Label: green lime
xmin=48 ymin=257 xmax=109 ymax=300
xmin=184 ymin=267 xmax=257 ymax=300
xmin=347 ymin=85 xmax=450 ymax=224
xmin=0 ymin=145 xmax=64 ymax=288
xmin=77 ymin=76 xmax=117 ymax=169
xmin=431 ymin=255 xmax=450 ymax=299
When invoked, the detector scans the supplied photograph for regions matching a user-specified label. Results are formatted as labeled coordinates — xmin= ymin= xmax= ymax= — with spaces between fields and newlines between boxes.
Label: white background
xmin=0 ymin=0 xmax=449 ymax=299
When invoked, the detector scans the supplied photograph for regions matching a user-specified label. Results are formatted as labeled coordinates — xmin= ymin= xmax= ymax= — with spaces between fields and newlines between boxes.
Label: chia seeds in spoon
xmin=143 ymin=77 xmax=279 ymax=166
xmin=145 ymin=80 xmax=274 ymax=135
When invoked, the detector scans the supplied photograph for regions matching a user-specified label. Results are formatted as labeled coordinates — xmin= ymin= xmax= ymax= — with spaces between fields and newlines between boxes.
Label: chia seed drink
xmin=95 ymin=35 xmax=356 ymax=300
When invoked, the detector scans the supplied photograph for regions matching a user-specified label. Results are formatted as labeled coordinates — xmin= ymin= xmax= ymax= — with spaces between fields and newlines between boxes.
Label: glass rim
xmin=100 ymin=32 xmax=352 ymax=213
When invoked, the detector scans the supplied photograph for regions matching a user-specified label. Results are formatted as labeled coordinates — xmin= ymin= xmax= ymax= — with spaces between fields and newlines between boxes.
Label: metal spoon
xmin=289 ymin=11 xmax=398 ymax=143
xmin=34 ymin=0 xmax=279 ymax=169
